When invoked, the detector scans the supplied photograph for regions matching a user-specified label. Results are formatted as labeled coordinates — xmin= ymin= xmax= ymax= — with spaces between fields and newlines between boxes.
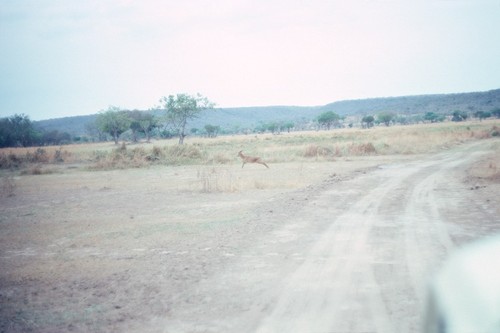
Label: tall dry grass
xmin=1 ymin=120 xmax=499 ymax=172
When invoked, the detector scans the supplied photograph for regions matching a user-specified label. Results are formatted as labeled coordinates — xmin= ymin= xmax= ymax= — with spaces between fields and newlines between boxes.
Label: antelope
xmin=238 ymin=151 xmax=269 ymax=168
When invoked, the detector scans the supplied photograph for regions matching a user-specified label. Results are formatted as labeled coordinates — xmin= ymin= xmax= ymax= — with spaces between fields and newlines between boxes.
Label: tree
xmin=283 ymin=121 xmax=294 ymax=133
xmin=492 ymin=108 xmax=500 ymax=119
xmin=267 ymin=122 xmax=279 ymax=134
xmin=127 ymin=110 xmax=159 ymax=143
xmin=139 ymin=114 xmax=159 ymax=143
xmin=423 ymin=112 xmax=444 ymax=123
xmin=127 ymin=110 xmax=143 ymax=142
xmin=317 ymin=111 xmax=340 ymax=130
xmin=129 ymin=109 xmax=159 ymax=142
xmin=361 ymin=115 xmax=375 ymax=128
xmin=160 ymin=93 xmax=215 ymax=144
xmin=475 ymin=111 xmax=491 ymax=121
xmin=96 ymin=106 xmax=132 ymax=144
xmin=451 ymin=110 xmax=468 ymax=122
xmin=377 ymin=112 xmax=395 ymax=126
xmin=0 ymin=114 xmax=40 ymax=147
xmin=85 ymin=121 xmax=107 ymax=142
xmin=204 ymin=124 xmax=220 ymax=138
xmin=424 ymin=112 xmax=438 ymax=123
xmin=254 ymin=122 xmax=267 ymax=134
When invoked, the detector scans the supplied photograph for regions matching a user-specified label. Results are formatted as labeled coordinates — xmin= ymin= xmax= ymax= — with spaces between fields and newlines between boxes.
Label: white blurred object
xmin=425 ymin=235 xmax=500 ymax=333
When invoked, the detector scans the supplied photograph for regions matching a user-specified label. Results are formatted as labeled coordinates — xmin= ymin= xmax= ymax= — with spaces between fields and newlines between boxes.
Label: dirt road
xmin=1 ymin=140 xmax=499 ymax=332
xmin=162 ymin=140 xmax=499 ymax=333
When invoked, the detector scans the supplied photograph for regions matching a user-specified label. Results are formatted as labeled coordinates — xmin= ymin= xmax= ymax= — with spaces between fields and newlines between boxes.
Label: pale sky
xmin=1 ymin=0 xmax=499 ymax=120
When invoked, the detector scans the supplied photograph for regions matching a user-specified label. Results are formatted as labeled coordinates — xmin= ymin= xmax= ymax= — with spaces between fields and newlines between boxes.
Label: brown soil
xmin=1 ymin=139 xmax=499 ymax=332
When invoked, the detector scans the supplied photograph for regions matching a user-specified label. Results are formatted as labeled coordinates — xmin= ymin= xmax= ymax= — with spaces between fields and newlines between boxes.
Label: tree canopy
xmin=492 ymin=108 xmax=500 ymax=118
xmin=377 ymin=112 xmax=395 ymax=126
xmin=317 ymin=111 xmax=340 ymax=130
xmin=204 ymin=124 xmax=220 ymax=138
xmin=361 ymin=115 xmax=375 ymax=128
xmin=126 ymin=110 xmax=159 ymax=143
xmin=0 ymin=114 xmax=39 ymax=147
xmin=451 ymin=110 xmax=468 ymax=122
xmin=96 ymin=106 xmax=132 ymax=144
xmin=160 ymin=93 xmax=215 ymax=144
xmin=474 ymin=111 xmax=491 ymax=121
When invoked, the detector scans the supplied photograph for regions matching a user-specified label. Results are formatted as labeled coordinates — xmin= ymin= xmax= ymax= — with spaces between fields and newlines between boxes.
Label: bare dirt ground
xmin=1 ymin=139 xmax=499 ymax=333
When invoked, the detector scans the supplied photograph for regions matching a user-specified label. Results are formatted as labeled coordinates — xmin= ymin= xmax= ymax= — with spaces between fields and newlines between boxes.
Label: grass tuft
xmin=303 ymin=145 xmax=332 ymax=158
xmin=197 ymin=167 xmax=236 ymax=192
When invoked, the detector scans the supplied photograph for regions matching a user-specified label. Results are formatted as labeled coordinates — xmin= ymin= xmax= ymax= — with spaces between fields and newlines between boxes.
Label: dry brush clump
xmin=347 ymin=142 xmax=377 ymax=155
xmin=0 ymin=151 xmax=22 ymax=169
xmin=488 ymin=125 xmax=500 ymax=138
xmin=90 ymin=144 xmax=150 ymax=169
xmin=302 ymin=142 xmax=377 ymax=159
xmin=89 ymin=144 xmax=205 ymax=170
xmin=303 ymin=144 xmax=332 ymax=158
xmin=196 ymin=167 xmax=237 ymax=192
xmin=0 ymin=147 xmax=70 ymax=170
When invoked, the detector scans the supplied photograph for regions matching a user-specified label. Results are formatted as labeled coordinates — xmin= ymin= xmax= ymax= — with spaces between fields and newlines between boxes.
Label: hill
xmin=320 ymin=89 xmax=500 ymax=115
xmin=35 ymin=89 xmax=500 ymax=136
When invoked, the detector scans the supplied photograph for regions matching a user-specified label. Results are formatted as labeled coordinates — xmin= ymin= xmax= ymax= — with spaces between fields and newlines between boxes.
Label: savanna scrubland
xmin=1 ymin=120 xmax=499 ymax=332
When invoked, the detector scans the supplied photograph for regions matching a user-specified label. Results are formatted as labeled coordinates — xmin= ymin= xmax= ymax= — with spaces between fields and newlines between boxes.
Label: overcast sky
xmin=1 ymin=0 xmax=499 ymax=120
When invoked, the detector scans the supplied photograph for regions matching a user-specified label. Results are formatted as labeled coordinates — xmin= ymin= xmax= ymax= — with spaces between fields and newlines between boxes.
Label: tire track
xmin=256 ymin=169 xmax=416 ymax=332
xmin=256 ymin=143 xmax=491 ymax=333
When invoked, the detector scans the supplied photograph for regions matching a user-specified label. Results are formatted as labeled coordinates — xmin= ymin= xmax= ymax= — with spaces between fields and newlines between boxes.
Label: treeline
xmin=0 ymin=114 xmax=74 ymax=148
xmin=317 ymin=108 xmax=500 ymax=130
xmin=2 ymin=107 xmax=500 ymax=148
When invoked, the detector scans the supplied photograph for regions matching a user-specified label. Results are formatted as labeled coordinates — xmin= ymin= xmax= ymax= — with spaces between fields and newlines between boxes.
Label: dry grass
xmin=196 ymin=167 xmax=237 ymax=193
xmin=1 ymin=120 xmax=499 ymax=172
xmin=0 ymin=147 xmax=73 ymax=169
xmin=466 ymin=141 xmax=500 ymax=183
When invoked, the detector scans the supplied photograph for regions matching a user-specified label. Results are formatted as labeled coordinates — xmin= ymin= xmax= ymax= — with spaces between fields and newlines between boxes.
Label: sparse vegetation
xmin=0 ymin=147 xmax=72 ymax=169
xmin=197 ymin=167 xmax=237 ymax=192
xmin=0 ymin=120 xmax=498 ymax=172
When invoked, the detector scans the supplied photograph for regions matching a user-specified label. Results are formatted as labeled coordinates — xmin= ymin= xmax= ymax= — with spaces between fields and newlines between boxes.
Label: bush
xmin=147 ymin=146 xmax=164 ymax=161
xmin=349 ymin=142 xmax=377 ymax=155
xmin=164 ymin=145 xmax=203 ymax=164
xmin=207 ymin=153 xmax=231 ymax=164
xmin=25 ymin=148 xmax=49 ymax=163
xmin=0 ymin=152 xmax=20 ymax=169
xmin=491 ymin=126 xmax=500 ymax=137
xmin=53 ymin=148 xmax=65 ymax=163
xmin=303 ymin=145 xmax=331 ymax=158
xmin=88 ymin=144 xmax=204 ymax=170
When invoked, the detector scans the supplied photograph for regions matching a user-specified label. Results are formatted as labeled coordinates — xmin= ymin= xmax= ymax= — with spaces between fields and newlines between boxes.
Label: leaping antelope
xmin=238 ymin=151 xmax=269 ymax=168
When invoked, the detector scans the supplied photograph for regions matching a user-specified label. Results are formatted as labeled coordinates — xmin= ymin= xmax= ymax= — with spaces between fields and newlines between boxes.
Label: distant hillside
xmin=35 ymin=114 xmax=98 ymax=137
xmin=188 ymin=105 xmax=322 ymax=130
xmin=320 ymin=89 xmax=500 ymax=115
xmin=35 ymin=89 xmax=500 ymax=136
